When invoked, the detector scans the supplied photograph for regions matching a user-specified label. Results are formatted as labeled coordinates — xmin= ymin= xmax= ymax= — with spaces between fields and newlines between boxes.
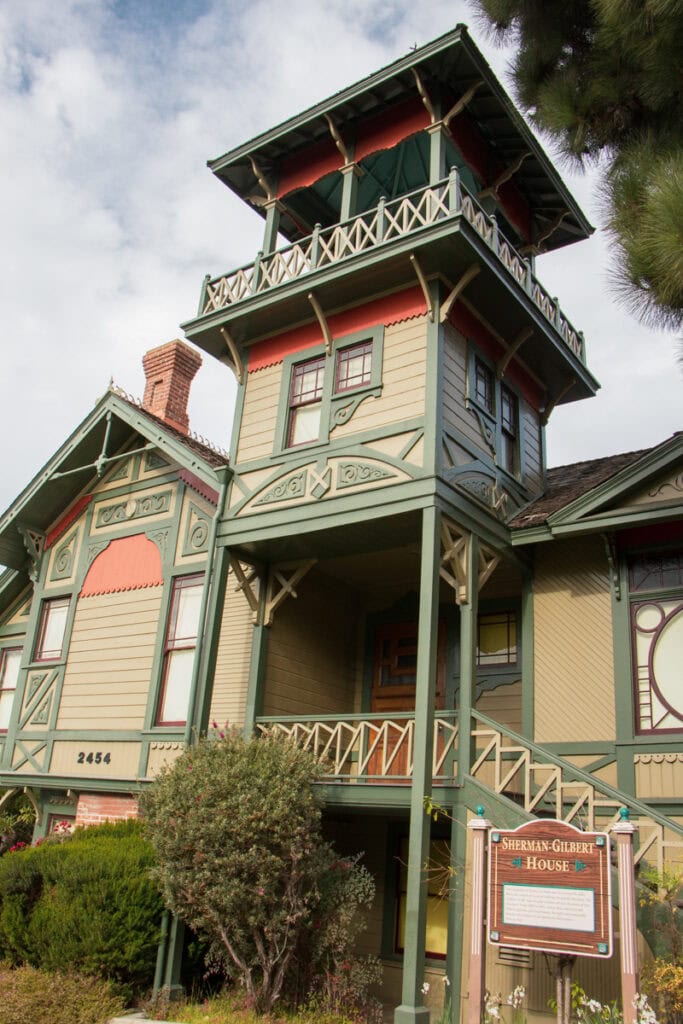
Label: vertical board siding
xmin=334 ymin=318 xmax=427 ymax=438
xmin=208 ymin=570 xmax=254 ymax=728
xmin=57 ymin=588 xmax=163 ymax=730
xmin=263 ymin=571 xmax=361 ymax=716
xmin=635 ymin=755 xmax=683 ymax=801
xmin=442 ymin=324 xmax=486 ymax=453
xmin=533 ymin=538 xmax=615 ymax=743
xmin=235 ymin=363 xmax=282 ymax=464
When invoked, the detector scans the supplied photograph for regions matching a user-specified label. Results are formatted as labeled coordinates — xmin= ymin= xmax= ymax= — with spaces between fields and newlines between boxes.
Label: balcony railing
xmin=199 ymin=170 xmax=585 ymax=363
xmin=256 ymin=709 xmax=683 ymax=872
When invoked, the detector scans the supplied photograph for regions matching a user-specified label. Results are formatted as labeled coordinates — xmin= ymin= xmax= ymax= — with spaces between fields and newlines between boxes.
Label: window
xmin=34 ymin=597 xmax=70 ymax=662
xmin=500 ymin=384 xmax=518 ymax=475
xmin=469 ymin=352 xmax=521 ymax=478
xmin=0 ymin=648 xmax=21 ymax=732
xmin=288 ymin=355 xmax=325 ymax=447
xmin=156 ymin=574 xmax=204 ymax=726
xmin=396 ymin=837 xmax=449 ymax=958
xmin=335 ymin=340 xmax=372 ymax=392
xmin=475 ymin=358 xmax=494 ymax=414
xmin=477 ymin=611 xmax=517 ymax=667
xmin=629 ymin=551 xmax=683 ymax=734
xmin=277 ymin=326 xmax=384 ymax=453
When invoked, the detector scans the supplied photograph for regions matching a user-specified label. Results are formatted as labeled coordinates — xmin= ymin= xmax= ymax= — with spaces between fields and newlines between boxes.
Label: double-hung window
xmin=470 ymin=355 xmax=520 ymax=478
xmin=0 ymin=648 xmax=21 ymax=732
xmin=156 ymin=574 xmax=204 ymax=726
xmin=34 ymin=597 xmax=70 ymax=662
xmin=477 ymin=611 xmax=517 ymax=667
xmin=280 ymin=328 xmax=382 ymax=452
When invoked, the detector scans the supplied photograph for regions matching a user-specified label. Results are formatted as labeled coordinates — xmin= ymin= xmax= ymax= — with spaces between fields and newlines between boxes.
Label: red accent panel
xmin=45 ymin=496 xmax=93 ymax=550
xmin=355 ymin=98 xmax=430 ymax=163
xmin=618 ymin=522 xmax=683 ymax=548
xmin=278 ymin=98 xmax=430 ymax=198
xmin=80 ymin=534 xmax=163 ymax=597
xmin=179 ymin=469 xmax=219 ymax=505
xmin=278 ymin=136 xmax=341 ymax=198
xmin=449 ymin=303 xmax=543 ymax=410
xmin=248 ymin=287 xmax=427 ymax=372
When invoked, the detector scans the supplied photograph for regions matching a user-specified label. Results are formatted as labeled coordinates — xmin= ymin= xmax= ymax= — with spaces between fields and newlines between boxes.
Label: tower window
xmin=475 ymin=358 xmax=494 ymax=414
xmin=288 ymin=355 xmax=326 ymax=447
xmin=335 ymin=340 xmax=372 ymax=392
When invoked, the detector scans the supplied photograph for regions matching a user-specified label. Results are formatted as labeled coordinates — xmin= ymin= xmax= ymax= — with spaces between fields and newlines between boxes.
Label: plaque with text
xmin=488 ymin=819 xmax=613 ymax=958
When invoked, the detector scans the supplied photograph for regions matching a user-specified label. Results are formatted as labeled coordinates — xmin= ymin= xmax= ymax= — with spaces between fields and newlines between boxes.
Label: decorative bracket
xmin=542 ymin=377 xmax=576 ymax=425
xmin=264 ymin=559 xmax=316 ymax=626
xmin=412 ymin=68 xmax=437 ymax=123
xmin=440 ymin=263 xmax=481 ymax=323
xmin=521 ymin=210 xmax=569 ymax=256
xmin=442 ymin=80 xmax=484 ymax=128
xmin=230 ymin=556 xmax=262 ymax=621
xmin=307 ymin=292 xmax=333 ymax=355
xmin=18 ymin=526 xmax=45 ymax=582
xmin=497 ymin=327 xmax=533 ymax=380
xmin=325 ymin=114 xmax=351 ymax=166
xmin=249 ymin=157 xmax=276 ymax=203
xmin=220 ymin=326 xmax=245 ymax=386
xmin=409 ymin=253 xmax=434 ymax=322
xmin=602 ymin=533 xmax=621 ymax=602
xmin=477 ymin=152 xmax=531 ymax=202
xmin=439 ymin=518 xmax=500 ymax=605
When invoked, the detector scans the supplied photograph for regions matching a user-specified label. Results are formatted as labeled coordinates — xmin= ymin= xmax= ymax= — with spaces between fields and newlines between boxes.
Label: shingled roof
xmin=508 ymin=448 xmax=649 ymax=530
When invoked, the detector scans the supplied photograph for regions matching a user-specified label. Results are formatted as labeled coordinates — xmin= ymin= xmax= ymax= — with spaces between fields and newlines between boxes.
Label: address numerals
xmin=76 ymin=751 xmax=111 ymax=765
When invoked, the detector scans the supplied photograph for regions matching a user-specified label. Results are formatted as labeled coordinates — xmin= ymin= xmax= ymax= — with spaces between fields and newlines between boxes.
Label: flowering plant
xmin=484 ymin=986 xmax=526 ymax=1024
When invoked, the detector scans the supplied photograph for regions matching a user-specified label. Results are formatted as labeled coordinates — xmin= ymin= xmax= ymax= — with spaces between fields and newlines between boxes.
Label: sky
xmin=0 ymin=0 xmax=680 ymax=519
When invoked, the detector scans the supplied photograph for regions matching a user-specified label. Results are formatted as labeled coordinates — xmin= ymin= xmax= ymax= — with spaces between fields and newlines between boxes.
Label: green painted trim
xmin=0 ymin=772 xmax=146 ymax=793
xmin=269 ymin=325 xmax=385 ymax=458
xmin=243 ymin=586 xmax=269 ymax=737
xmin=520 ymin=572 xmax=534 ymax=739
xmin=319 ymin=783 xmax=460 ymax=810
xmin=193 ymin=543 xmax=231 ymax=738
xmin=456 ymin=534 xmax=478 ymax=783
xmin=613 ymin=552 xmax=635 ymax=778
xmin=461 ymin=776 xmax=534 ymax=828
xmin=422 ymin=282 xmax=442 ymax=478
xmin=233 ymin=415 xmax=425 ymax=476
xmin=399 ymin=505 xmax=441 ymax=1013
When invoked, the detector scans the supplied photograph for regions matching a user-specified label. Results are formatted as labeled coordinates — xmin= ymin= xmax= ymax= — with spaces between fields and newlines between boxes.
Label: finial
xmin=619 ymin=807 xmax=630 ymax=821
xmin=476 ymin=805 xmax=485 ymax=817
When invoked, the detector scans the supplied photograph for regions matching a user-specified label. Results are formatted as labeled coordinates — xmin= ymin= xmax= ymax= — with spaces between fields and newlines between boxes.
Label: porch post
xmin=243 ymin=572 xmax=269 ymax=737
xmin=395 ymin=504 xmax=441 ymax=1024
xmin=457 ymin=533 xmax=479 ymax=783
xmin=262 ymin=200 xmax=281 ymax=255
xmin=193 ymin=543 xmax=231 ymax=737
xmin=614 ymin=813 xmax=639 ymax=1024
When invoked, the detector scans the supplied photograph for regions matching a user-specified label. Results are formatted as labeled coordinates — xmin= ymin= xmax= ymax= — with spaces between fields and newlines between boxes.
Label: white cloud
xmin=0 ymin=0 xmax=680 ymax=521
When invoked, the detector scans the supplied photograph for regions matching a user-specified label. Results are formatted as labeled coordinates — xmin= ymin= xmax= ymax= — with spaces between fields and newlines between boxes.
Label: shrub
xmin=0 ymin=818 xmax=163 ymax=997
xmin=142 ymin=729 xmax=379 ymax=1017
xmin=0 ymin=964 xmax=125 ymax=1024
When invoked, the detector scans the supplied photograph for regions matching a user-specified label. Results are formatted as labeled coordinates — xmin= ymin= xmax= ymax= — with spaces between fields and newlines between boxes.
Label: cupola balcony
xmin=183 ymin=169 xmax=596 ymax=403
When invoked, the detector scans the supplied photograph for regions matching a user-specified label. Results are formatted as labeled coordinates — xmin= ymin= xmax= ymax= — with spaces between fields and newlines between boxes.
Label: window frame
xmin=155 ymin=573 xmax=205 ymax=728
xmin=628 ymin=548 xmax=683 ymax=736
xmin=467 ymin=348 xmax=523 ymax=481
xmin=33 ymin=596 xmax=70 ymax=663
xmin=274 ymin=326 xmax=384 ymax=455
xmin=0 ymin=647 xmax=21 ymax=733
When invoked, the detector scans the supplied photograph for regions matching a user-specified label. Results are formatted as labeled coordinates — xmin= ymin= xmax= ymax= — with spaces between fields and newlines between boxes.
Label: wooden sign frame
xmin=487 ymin=818 xmax=613 ymax=958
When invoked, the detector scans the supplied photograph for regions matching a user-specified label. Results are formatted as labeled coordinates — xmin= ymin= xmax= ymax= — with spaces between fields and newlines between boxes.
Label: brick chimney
xmin=142 ymin=340 xmax=202 ymax=436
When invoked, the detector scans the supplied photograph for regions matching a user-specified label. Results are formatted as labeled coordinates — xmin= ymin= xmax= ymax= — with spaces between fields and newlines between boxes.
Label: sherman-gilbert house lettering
xmin=0 ymin=25 xmax=681 ymax=1024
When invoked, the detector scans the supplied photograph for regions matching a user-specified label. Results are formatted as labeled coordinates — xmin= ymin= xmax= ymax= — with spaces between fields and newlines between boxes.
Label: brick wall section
xmin=75 ymin=793 xmax=139 ymax=827
xmin=142 ymin=339 xmax=202 ymax=435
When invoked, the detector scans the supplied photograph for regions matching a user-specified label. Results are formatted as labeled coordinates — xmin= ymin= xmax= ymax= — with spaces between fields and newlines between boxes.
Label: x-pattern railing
xmin=199 ymin=171 xmax=585 ymax=364
xmin=471 ymin=710 xmax=683 ymax=873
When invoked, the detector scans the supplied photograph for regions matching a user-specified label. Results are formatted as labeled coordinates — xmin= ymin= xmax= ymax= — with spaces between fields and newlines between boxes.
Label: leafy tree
xmin=471 ymin=0 xmax=683 ymax=331
xmin=141 ymin=730 xmax=378 ymax=1016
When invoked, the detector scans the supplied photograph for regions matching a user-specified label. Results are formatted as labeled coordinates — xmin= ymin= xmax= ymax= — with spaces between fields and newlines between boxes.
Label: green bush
xmin=0 ymin=818 xmax=163 ymax=996
xmin=0 ymin=964 xmax=125 ymax=1024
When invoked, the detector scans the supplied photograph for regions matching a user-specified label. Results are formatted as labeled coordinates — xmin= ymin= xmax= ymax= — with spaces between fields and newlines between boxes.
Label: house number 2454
xmin=76 ymin=751 xmax=112 ymax=765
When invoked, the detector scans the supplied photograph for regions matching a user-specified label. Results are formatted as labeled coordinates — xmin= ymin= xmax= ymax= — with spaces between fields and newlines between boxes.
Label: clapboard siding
xmin=476 ymin=680 xmax=522 ymax=733
xmin=442 ymin=324 xmax=487 ymax=454
xmin=57 ymin=588 xmax=162 ymax=730
xmin=520 ymin=400 xmax=543 ymax=492
xmin=209 ymin=570 xmax=254 ymax=728
xmin=235 ymin=363 xmax=282 ymax=464
xmin=534 ymin=538 xmax=615 ymax=743
xmin=263 ymin=571 xmax=361 ymax=716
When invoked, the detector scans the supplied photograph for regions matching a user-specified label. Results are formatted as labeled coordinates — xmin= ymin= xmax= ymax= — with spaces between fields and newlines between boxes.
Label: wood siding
xmin=333 ymin=318 xmax=427 ymax=439
xmin=533 ymin=538 xmax=615 ymax=743
xmin=442 ymin=324 xmax=484 ymax=453
xmin=56 ymin=588 xmax=163 ymax=731
xmin=209 ymin=570 xmax=254 ymax=728
xmin=476 ymin=680 xmax=522 ymax=733
xmin=520 ymin=400 xmax=543 ymax=493
xmin=235 ymin=363 xmax=281 ymax=464
xmin=263 ymin=571 xmax=361 ymax=717
xmin=635 ymin=753 xmax=683 ymax=801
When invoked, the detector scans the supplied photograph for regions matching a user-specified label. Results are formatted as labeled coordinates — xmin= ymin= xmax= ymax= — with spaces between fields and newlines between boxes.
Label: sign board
xmin=488 ymin=819 xmax=613 ymax=958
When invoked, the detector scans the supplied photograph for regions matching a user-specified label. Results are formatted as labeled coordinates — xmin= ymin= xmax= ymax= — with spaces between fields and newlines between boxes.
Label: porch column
xmin=339 ymin=161 xmax=362 ymax=221
xmin=447 ymin=533 xmax=479 ymax=1021
xmin=427 ymin=123 xmax=449 ymax=184
xmin=262 ymin=200 xmax=282 ymax=255
xmin=243 ymin=573 xmax=269 ymax=737
xmin=395 ymin=505 xmax=441 ymax=1024
xmin=193 ymin=542 xmax=231 ymax=737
